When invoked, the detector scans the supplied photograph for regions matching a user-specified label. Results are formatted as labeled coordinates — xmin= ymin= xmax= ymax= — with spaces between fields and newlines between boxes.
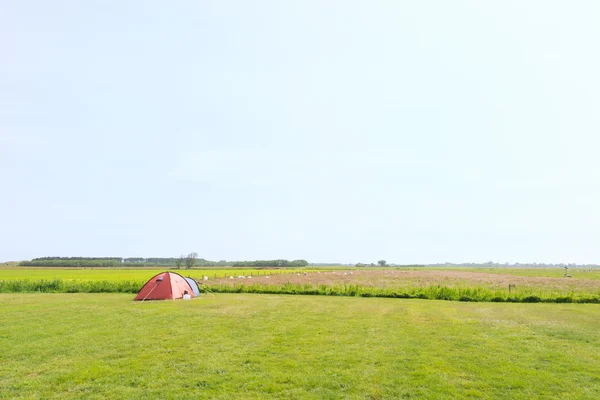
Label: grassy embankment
xmin=1 ymin=293 xmax=599 ymax=399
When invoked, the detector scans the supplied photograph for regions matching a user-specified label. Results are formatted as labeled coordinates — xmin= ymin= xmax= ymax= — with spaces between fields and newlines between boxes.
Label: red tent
xmin=134 ymin=272 xmax=195 ymax=301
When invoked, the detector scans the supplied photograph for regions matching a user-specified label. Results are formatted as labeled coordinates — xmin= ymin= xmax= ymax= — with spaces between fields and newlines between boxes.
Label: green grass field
xmin=3 ymin=266 xmax=598 ymax=281
xmin=3 ymin=267 xmax=600 ymax=303
xmin=1 ymin=293 xmax=599 ymax=399
xmin=0 ymin=268 xmax=308 ymax=281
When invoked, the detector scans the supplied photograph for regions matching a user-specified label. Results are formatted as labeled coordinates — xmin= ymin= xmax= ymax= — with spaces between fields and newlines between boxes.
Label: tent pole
xmin=140 ymin=283 xmax=160 ymax=302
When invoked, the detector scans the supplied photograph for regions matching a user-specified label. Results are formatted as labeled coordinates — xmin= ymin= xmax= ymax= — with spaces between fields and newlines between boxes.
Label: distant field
xmin=3 ymin=267 xmax=600 ymax=302
xmin=206 ymin=268 xmax=600 ymax=298
xmin=455 ymin=267 xmax=600 ymax=280
xmin=0 ymin=268 xmax=313 ymax=281
xmin=1 ymin=293 xmax=599 ymax=399
xmin=3 ymin=266 xmax=598 ymax=280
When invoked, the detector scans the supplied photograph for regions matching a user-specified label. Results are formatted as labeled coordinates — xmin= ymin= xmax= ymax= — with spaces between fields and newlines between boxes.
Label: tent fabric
xmin=185 ymin=277 xmax=201 ymax=296
xmin=134 ymin=272 xmax=195 ymax=301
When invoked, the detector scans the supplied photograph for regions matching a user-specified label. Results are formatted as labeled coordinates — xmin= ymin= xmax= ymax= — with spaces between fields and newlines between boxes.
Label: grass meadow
xmin=456 ymin=267 xmax=600 ymax=280
xmin=0 ymin=268 xmax=308 ymax=281
xmin=203 ymin=268 xmax=600 ymax=303
xmin=2 ymin=267 xmax=600 ymax=303
xmin=3 ymin=266 xmax=599 ymax=281
xmin=2 ymin=293 xmax=599 ymax=399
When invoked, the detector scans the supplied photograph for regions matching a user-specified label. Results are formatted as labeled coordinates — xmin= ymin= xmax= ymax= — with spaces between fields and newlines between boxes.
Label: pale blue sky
xmin=1 ymin=1 xmax=599 ymax=264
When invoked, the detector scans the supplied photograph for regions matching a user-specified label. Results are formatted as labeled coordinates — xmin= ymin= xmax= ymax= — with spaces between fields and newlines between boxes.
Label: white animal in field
xmin=297 ymin=273 xmax=300 ymax=276
xmin=247 ymin=276 xmax=252 ymax=279
xmin=202 ymin=276 xmax=209 ymax=281
xmin=344 ymin=272 xmax=347 ymax=275
xmin=238 ymin=276 xmax=245 ymax=279
xmin=229 ymin=276 xmax=234 ymax=279
xmin=265 ymin=276 xmax=270 ymax=279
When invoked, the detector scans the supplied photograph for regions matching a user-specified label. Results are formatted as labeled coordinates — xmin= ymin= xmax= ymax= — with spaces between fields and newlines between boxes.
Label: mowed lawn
xmin=1 ymin=294 xmax=599 ymax=399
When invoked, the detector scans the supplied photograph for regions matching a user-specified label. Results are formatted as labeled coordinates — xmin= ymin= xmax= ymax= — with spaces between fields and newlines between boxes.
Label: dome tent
xmin=134 ymin=272 xmax=195 ymax=301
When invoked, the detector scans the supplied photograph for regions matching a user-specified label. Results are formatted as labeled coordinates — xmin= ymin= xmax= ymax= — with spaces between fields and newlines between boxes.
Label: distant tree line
xmin=30 ymin=257 xmax=122 ymax=261
xmin=22 ymin=258 xmax=122 ymax=267
xmin=20 ymin=257 xmax=309 ymax=268
xmin=430 ymin=262 xmax=600 ymax=268
xmin=354 ymin=262 xmax=426 ymax=268
xmin=232 ymin=259 xmax=308 ymax=268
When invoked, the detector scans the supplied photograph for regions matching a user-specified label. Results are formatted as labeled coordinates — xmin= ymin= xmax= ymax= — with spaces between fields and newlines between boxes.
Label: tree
xmin=291 ymin=259 xmax=309 ymax=267
xmin=175 ymin=255 xmax=185 ymax=270
xmin=185 ymin=252 xmax=198 ymax=269
xmin=378 ymin=260 xmax=387 ymax=267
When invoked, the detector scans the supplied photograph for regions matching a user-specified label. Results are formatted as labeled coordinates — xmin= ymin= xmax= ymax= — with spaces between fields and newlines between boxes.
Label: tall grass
xmin=207 ymin=282 xmax=600 ymax=303
xmin=2 ymin=279 xmax=599 ymax=303
xmin=0 ymin=279 xmax=144 ymax=294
